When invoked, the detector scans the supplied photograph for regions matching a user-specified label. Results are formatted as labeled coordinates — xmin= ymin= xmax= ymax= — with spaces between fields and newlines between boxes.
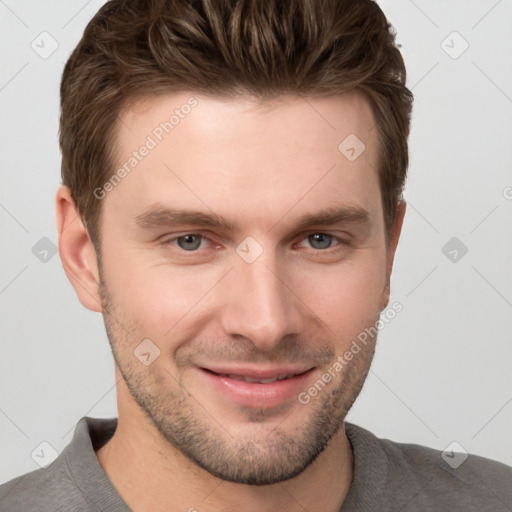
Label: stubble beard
xmin=99 ymin=277 xmax=376 ymax=485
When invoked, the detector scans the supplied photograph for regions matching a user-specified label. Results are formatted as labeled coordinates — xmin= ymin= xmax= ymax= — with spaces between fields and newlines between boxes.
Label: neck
xmin=96 ymin=386 xmax=353 ymax=512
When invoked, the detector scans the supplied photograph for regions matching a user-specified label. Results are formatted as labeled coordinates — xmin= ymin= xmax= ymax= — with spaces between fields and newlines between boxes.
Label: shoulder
xmin=345 ymin=423 xmax=512 ymax=511
xmin=0 ymin=417 xmax=120 ymax=512
xmin=0 ymin=455 xmax=88 ymax=512
xmin=383 ymin=433 xmax=512 ymax=488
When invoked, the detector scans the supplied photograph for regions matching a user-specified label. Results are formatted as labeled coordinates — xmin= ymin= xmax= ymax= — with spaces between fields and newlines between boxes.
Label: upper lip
xmin=199 ymin=364 xmax=314 ymax=379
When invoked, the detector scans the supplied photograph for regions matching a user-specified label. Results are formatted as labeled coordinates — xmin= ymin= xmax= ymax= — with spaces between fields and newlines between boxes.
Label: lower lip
xmin=198 ymin=368 xmax=315 ymax=408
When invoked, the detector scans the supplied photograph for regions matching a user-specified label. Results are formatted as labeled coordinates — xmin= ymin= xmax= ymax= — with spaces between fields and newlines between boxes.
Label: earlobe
xmin=56 ymin=185 xmax=102 ymax=312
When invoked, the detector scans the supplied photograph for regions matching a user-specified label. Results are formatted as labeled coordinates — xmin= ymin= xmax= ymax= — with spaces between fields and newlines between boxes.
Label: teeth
xmin=221 ymin=373 xmax=294 ymax=383
xmin=225 ymin=373 xmax=246 ymax=382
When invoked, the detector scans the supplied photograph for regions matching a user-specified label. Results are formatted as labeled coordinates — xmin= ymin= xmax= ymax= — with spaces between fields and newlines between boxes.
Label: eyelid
xmin=159 ymin=232 xmax=211 ymax=248
xmin=159 ymin=230 xmax=351 ymax=252
xmin=295 ymin=232 xmax=349 ymax=249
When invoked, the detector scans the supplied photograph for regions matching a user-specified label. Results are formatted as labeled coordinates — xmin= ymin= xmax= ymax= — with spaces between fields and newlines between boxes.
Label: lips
xmin=214 ymin=372 xmax=299 ymax=384
xmin=201 ymin=364 xmax=312 ymax=382
xmin=201 ymin=363 xmax=313 ymax=377
xmin=197 ymin=365 xmax=315 ymax=408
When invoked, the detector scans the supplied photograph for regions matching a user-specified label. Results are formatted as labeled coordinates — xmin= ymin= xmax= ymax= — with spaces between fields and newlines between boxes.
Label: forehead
xmin=118 ymin=91 xmax=377 ymax=155
xmin=106 ymin=91 xmax=381 ymax=233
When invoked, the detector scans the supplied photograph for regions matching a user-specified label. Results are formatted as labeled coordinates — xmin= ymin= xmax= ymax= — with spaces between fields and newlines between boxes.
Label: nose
xmin=219 ymin=251 xmax=304 ymax=352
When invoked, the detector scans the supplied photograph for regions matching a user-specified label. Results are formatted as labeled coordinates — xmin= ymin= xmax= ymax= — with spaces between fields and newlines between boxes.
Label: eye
xmin=158 ymin=232 xmax=221 ymax=262
xmin=175 ymin=234 xmax=205 ymax=251
xmin=297 ymin=233 xmax=343 ymax=250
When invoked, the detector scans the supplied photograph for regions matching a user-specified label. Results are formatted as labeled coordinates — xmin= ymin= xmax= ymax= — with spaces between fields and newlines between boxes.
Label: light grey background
xmin=1 ymin=0 xmax=511 ymax=484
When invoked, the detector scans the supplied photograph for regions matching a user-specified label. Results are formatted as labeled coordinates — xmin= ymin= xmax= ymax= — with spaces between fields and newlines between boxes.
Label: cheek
xmin=291 ymin=254 xmax=387 ymax=335
xmin=101 ymin=237 xmax=388 ymax=345
xmin=111 ymin=261 xmax=223 ymax=337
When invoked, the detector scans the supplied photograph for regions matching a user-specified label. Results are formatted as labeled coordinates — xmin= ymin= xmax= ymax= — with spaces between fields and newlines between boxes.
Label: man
xmin=1 ymin=0 xmax=510 ymax=510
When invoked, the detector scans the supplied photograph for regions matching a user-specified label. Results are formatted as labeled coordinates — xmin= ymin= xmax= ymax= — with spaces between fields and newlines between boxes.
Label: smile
xmin=197 ymin=366 xmax=315 ymax=408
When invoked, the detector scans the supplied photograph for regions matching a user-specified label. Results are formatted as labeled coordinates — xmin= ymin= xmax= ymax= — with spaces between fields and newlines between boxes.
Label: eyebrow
xmin=134 ymin=205 xmax=369 ymax=232
xmin=135 ymin=208 xmax=236 ymax=230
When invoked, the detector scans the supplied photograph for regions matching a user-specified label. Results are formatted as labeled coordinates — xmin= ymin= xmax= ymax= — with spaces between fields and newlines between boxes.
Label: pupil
xmin=178 ymin=235 xmax=202 ymax=250
xmin=310 ymin=233 xmax=331 ymax=249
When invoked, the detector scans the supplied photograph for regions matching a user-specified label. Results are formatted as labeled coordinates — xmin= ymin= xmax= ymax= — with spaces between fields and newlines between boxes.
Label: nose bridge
xmin=220 ymin=250 xmax=302 ymax=351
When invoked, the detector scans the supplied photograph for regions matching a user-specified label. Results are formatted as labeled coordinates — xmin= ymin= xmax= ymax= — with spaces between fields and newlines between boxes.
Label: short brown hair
xmin=60 ymin=0 xmax=413 ymax=248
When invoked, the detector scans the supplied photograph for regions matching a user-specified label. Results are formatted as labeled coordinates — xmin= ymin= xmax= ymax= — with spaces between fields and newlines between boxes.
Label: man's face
xmin=96 ymin=92 xmax=398 ymax=484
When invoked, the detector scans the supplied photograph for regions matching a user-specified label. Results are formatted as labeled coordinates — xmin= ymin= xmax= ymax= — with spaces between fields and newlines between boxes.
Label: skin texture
xmin=56 ymin=91 xmax=405 ymax=512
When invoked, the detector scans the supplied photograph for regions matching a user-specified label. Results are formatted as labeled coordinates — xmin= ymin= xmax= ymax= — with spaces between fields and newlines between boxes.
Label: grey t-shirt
xmin=1 ymin=416 xmax=511 ymax=511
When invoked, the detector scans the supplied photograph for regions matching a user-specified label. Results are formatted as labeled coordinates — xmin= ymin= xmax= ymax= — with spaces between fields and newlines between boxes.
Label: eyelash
xmin=159 ymin=232 xmax=349 ymax=255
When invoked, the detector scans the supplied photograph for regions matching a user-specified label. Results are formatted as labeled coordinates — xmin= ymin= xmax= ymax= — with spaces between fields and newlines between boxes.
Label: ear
xmin=56 ymin=185 xmax=102 ymax=312
xmin=380 ymin=201 xmax=406 ymax=310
